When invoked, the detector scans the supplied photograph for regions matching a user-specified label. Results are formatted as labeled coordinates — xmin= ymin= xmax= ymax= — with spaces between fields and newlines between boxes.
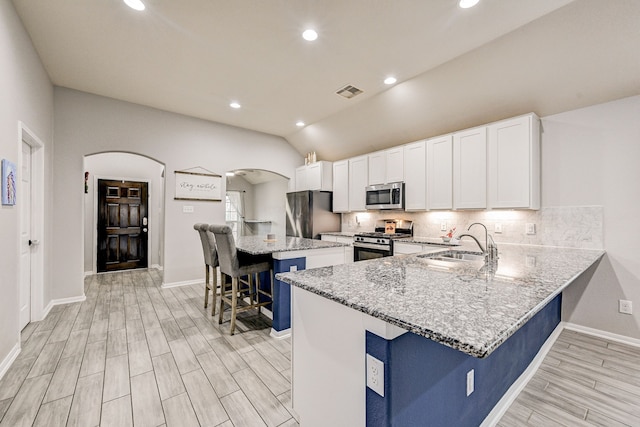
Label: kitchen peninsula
xmin=277 ymin=244 xmax=605 ymax=427
xmin=234 ymin=235 xmax=350 ymax=337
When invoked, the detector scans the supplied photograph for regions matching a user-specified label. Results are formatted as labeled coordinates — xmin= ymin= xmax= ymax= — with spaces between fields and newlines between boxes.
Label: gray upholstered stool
xmin=194 ymin=223 xmax=219 ymax=316
xmin=208 ymin=224 xmax=273 ymax=335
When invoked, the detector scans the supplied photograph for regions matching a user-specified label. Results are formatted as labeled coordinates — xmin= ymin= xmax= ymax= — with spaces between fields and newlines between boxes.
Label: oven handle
xmin=353 ymin=242 xmax=392 ymax=251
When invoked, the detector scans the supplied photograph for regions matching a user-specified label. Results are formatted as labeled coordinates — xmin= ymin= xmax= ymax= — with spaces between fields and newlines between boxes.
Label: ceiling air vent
xmin=336 ymin=85 xmax=363 ymax=99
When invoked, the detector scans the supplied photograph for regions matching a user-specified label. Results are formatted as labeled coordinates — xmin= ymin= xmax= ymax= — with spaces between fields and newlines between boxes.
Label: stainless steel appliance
xmin=286 ymin=191 xmax=341 ymax=239
xmin=353 ymin=219 xmax=413 ymax=261
xmin=365 ymin=182 xmax=405 ymax=210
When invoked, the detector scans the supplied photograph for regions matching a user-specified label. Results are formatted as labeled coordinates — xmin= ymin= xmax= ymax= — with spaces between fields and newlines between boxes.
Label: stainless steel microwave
xmin=365 ymin=182 xmax=405 ymax=210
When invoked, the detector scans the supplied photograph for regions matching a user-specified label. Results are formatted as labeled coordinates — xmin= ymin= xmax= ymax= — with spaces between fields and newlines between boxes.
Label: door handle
xmin=29 ymin=239 xmax=40 ymax=246
xmin=143 ymin=217 xmax=148 ymax=226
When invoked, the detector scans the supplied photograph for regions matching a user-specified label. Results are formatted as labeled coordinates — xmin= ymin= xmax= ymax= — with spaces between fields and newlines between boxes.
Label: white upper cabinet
xmin=386 ymin=147 xmax=405 ymax=183
xmin=367 ymin=151 xmax=386 ymax=185
xmin=295 ymin=161 xmax=333 ymax=192
xmin=453 ymin=127 xmax=487 ymax=209
xmin=349 ymin=155 xmax=368 ymax=211
xmin=488 ymin=114 xmax=540 ymax=209
xmin=332 ymin=160 xmax=349 ymax=212
xmin=404 ymin=140 xmax=427 ymax=211
xmin=427 ymin=135 xmax=453 ymax=210
xmin=368 ymin=147 xmax=405 ymax=185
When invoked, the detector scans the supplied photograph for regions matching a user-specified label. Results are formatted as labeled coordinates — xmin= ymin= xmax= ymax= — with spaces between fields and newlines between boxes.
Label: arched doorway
xmin=83 ymin=152 xmax=165 ymax=274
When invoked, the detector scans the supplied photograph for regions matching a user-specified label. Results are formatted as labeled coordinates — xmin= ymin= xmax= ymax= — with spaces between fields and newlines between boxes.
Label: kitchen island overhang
xmin=277 ymin=244 xmax=604 ymax=426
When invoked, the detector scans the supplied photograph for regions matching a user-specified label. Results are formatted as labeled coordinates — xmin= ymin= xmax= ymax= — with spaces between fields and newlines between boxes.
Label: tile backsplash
xmin=342 ymin=206 xmax=603 ymax=250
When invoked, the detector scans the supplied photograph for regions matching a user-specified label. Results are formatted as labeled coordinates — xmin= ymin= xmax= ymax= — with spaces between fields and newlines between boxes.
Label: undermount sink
xmin=418 ymin=250 xmax=486 ymax=265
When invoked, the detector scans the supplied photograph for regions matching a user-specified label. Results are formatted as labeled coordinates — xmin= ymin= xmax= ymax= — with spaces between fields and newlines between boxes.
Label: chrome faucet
xmin=457 ymin=222 xmax=499 ymax=262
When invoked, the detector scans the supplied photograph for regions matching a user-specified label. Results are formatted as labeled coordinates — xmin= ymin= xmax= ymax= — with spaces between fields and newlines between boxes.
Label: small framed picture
xmin=1 ymin=159 xmax=17 ymax=206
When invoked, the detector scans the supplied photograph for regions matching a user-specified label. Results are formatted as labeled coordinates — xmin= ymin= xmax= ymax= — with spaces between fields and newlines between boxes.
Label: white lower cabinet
xmin=321 ymin=235 xmax=354 ymax=263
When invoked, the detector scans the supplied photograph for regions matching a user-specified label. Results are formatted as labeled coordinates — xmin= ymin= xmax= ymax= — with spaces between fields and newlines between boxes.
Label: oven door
xmin=353 ymin=242 xmax=391 ymax=262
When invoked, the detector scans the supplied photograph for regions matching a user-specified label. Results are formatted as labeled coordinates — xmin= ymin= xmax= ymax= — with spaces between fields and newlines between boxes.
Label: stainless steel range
xmin=353 ymin=219 xmax=413 ymax=262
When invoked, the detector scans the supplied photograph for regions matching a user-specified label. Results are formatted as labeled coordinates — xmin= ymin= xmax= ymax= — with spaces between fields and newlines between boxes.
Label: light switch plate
xmin=619 ymin=300 xmax=633 ymax=315
xmin=525 ymin=223 xmax=536 ymax=235
xmin=440 ymin=222 xmax=447 ymax=232
xmin=494 ymin=223 xmax=502 ymax=233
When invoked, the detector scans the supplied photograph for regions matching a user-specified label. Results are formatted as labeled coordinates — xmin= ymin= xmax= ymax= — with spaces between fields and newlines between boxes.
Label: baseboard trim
xmin=0 ymin=343 xmax=21 ymax=382
xmin=270 ymin=327 xmax=291 ymax=340
xmin=151 ymin=264 xmax=164 ymax=271
xmin=43 ymin=295 xmax=87 ymax=320
xmin=161 ymin=279 xmax=202 ymax=289
xmin=564 ymin=322 xmax=640 ymax=348
xmin=84 ymin=271 xmax=93 ymax=277
xmin=480 ymin=321 xmax=565 ymax=427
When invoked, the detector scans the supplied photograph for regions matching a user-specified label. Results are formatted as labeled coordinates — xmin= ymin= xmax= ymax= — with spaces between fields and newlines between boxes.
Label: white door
xmin=19 ymin=142 xmax=32 ymax=329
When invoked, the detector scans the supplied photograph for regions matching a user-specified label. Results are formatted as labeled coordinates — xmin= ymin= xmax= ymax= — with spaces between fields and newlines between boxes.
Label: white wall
xmin=541 ymin=95 xmax=640 ymax=339
xmin=83 ymin=153 xmax=165 ymax=273
xmin=253 ymin=179 xmax=288 ymax=236
xmin=53 ymin=88 xmax=302 ymax=296
xmin=0 ymin=2 xmax=53 ymax=365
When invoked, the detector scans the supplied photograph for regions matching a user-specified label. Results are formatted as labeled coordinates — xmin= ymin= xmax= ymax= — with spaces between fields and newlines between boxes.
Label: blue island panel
xmin=366 ymin=294 xmax=562 ymax=427
xmin=272 ymin=257 xmax=306 ymax=332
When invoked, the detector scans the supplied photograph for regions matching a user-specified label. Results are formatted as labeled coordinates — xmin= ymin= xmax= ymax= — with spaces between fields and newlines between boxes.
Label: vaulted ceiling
xmin=13 ymin=0 xmax=640 ymax=160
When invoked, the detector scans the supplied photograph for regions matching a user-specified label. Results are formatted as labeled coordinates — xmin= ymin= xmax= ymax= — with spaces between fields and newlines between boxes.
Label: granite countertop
xmin=276 ymin=244 xmax=605 ymax=358
xmin=320 ymin=231 xmax=356 ymax=237
xmin=235 ymin=235 xmax=348 ymax=255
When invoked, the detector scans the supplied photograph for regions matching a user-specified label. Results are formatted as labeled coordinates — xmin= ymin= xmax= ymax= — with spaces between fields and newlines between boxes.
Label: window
xmin=225 ymin=191 xmax=244 ymax=238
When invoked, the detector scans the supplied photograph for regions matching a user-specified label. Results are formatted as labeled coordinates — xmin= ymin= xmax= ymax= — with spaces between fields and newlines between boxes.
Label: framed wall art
xmin=1 ymin=159 xmax=17 ymax=205
xmin=174 ymin=169 xmax=222 ymax=201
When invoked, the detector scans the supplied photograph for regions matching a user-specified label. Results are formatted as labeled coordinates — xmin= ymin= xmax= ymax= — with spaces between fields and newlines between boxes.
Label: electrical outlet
xmin=495 ymin=223 xmax=502 ymax=233
xmin=440 ymin=222 xmax=447 ymax=232
xmin=366 ymin=354 xmax=385 ymax=397
xmin=526 ymin=256 xmax=537 ymax=268
xmin=525 ymin=223 xmax=536 ymax=235
xmin=466 ymin=369 xmax=474 ymax=396
xmin=619 ymin=300 xmax=633 ymax=315
xmin=289 ymin=265 xmax=297 ymax=272
xmin=182 ymin=205 xmax=194 ymax=213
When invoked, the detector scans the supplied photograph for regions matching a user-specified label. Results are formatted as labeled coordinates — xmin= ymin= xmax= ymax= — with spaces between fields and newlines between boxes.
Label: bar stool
xmin=193 ymin=223 xmax=219 ymax=316
xmin=208 ymin=224 xmax=273 ymax=335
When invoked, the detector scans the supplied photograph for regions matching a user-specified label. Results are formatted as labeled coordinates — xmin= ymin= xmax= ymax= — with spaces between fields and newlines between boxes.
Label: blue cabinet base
xmin=272 ymin=257 xmax=306 ymax=333
xmin=366 ymin=294 xmax=562 ymax=427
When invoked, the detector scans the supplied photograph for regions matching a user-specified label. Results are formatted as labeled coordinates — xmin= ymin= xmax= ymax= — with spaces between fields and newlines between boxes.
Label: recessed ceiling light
xmin=384 ymin=77 xmax=397 ymax=85
xmin=296 ymin=121 xmax=305 ymax=127
xmin=302 ymin=29 xmax=318 ymax=41
xmin=230 ymin=102 xmax=241 ymax=109
xmin=124 ymin=0 xmax=145 ymax=11
xmin=459 ymin=0 xmax=480 ymax=9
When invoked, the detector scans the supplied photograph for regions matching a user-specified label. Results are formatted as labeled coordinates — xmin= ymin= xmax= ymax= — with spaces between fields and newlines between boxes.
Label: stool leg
xmin=204 ymin=265 xmax=210 ymax=308
xmin=256 ymin=273 xmax=261 ymax=315
xmin=211 ymin=268 xmax=218 ymax=316
xmin=218 ymin=277 xmax=226 ymax=325
xmin=230 ymin=277 xmax=238 ymax=335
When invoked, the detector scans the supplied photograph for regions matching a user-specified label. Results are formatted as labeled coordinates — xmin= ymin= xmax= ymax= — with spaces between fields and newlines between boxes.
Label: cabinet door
xmin=427 ymin=135 xmax=453 ymax=210
xmin=306 ymin=163 xmax=322 ymax=191
xmin=404 ymin=141 xmax=426 ymax=210
xmin=367 ymin=152 xmax=386 ymax=185
xmin=488 ymin=114 xmax=540 ymax=209
xmin=295 ymin=166 xmax=307 ymax=191
xmin=386 ymin=147 xmax=404 ymax=183
xmin=349 ymin=156 xmax=368 ymax=211
xmin=453 ymin=127 xmax=487 ymax=209
xmin=332 ymin=160 xmax=350 ymax=212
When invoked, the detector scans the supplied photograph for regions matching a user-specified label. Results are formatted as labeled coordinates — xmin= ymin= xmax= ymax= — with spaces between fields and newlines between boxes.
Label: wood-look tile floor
xmin=0 ymin=269 xmax=298 ymax=427
xmin=498 ymin=329 xmax=640 ymax=427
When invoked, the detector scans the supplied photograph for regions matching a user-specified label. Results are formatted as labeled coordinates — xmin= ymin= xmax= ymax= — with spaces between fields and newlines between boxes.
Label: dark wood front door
xmin=97 ymin=179 xmax=148 ymax=272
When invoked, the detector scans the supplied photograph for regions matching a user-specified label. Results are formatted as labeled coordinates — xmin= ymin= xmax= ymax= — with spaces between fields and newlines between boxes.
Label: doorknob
xmin=29 ymin=239 xmax=40 ymax=246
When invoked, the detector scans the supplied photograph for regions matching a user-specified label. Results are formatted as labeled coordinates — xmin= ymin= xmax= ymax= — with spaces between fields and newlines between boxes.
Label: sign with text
xmin=174 ymin=170 xmax=222 ymax=201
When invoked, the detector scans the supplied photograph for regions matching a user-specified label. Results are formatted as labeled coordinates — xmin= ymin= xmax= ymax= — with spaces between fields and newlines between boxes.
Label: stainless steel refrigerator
xmin=286 ymin=191 xmax=341 ymax=239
